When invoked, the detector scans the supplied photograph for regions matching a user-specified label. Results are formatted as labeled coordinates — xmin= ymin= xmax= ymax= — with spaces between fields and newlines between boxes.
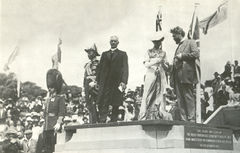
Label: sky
xmin=0 ymin=0 xmax=240 ymax=90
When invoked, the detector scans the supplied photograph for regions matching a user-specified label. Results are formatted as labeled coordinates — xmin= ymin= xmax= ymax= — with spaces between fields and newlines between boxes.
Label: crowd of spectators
xmin=0 ymin=60 xmax=239 ymax=152
xmin=0 ymin=85 xmax=144 ymax=153
xmin=201 ymin=60 xmax=240 ymax=121
xmin=0 ymin=90 xmax=91 ymax=153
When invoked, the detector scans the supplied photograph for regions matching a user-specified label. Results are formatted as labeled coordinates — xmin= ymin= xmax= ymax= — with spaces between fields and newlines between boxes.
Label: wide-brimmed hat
xmin=72 ymin=115 xmax=78 ymax=121
xmin=31 ymin=112 xmax=40 ymax=117
xmin=6 ymin=128 xmax=18 ymax=135
xmin=24 ymin=129 xmax=32 ymax=135
xmin=64 ymin=116 xmax=72 ymax=122
xmin=26 ymin=113 xmax=32 ymax=117
xmin=125 ymin=98 xmax=134 ymax=103
xmin=84 ymin=43 xmax=100 ymax=56
xmin=151 ymin=32 xmax=165 ymax=42
xmin=26 ymin=117 xmax=33 ymax=122
xmin=118 ymin=106 xmax=125 ymax=110
xmin=39 ymin=119 xmax=45 ymax=123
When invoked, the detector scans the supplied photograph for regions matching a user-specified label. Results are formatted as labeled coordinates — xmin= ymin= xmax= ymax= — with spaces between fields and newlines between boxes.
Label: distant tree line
xmin=0 ymin=72 xmax=82 ymax=101
xmin=0 ymin=72 xmax=47 ymax=101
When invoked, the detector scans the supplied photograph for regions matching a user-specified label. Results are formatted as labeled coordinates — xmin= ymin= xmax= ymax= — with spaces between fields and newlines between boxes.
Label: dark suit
xmin=216 ymin=90 xmax=229 ymax=109
xmin=171 ymin=39 xmax=200 ymax=121
xmin=96 ymin=49 xmax=128 ymax=122
xmin=43 ymin=95 xmax=65 ymax=153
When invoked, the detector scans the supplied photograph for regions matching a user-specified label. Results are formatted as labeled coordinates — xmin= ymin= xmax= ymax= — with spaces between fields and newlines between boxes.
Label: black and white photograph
xmin=0 ymin=0 xmax=240 ymax=153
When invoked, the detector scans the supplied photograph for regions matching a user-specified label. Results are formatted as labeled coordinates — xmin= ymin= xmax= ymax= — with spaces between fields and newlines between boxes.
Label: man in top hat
xmin=170 ymin=26 xmax=200 ymax=122
xmin=22 ymin=129 xmax=37 ymax=153
xmin=96 ymin=36 xmax=129 ymax=123
xmin=83 ymin=43 xmax=100 ymax=124
xmin=42 ymin=69 xmax=66 ymax=153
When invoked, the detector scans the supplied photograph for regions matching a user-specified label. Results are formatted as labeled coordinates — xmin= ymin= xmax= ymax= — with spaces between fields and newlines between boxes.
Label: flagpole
xmin=17 ymin=78 xmax=21 ymax=98
xmin=227 ymin=0 xmax=234 ymax=80
xmin=194 ymin=3 xmax=201 ymax=124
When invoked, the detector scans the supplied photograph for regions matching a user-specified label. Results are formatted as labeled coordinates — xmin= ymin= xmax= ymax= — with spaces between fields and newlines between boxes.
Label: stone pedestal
xmin=55 ymin=121 xmax=240 ymax=153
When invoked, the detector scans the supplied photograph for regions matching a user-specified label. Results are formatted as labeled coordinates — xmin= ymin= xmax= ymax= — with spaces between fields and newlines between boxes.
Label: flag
xmin=188 ymin=8 xmax=201 ymax=82
xmin=52 ymin=39 xmax=62 ymax=69
xmin=3 ymin=46 xmax=19 ymax=71
xmin=3 ymin=46 xmax=22 ymax=97
xmin=156 ymin=7 xmax=162 ymax=31
xmin=199 ymin=1 xmax=228 ymax=34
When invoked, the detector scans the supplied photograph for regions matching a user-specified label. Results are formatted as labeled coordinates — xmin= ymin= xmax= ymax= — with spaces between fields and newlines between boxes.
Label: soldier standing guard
xmin=83 ymin=43 xmax=100 ymax=124
xmin=42 ymin=69 xmax=66 ymax=153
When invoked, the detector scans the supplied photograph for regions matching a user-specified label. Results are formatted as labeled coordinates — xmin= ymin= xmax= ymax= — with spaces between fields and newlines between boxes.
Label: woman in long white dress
xmin=139 ymin=33 xmax=172 ymax=120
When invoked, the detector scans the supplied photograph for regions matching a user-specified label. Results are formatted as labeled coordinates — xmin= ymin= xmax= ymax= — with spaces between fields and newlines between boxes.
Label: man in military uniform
xmin=43 ymin=69 xmax=66 ymax=153
xmin=83 ymin=43 xmax=100 ymax=124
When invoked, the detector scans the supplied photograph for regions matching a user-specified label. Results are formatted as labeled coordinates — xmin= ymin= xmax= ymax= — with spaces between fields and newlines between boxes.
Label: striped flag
xmin=52 ymin=39 xmax=62 ymax=69
xmin=199 ymin=1 xmax=228 ymax=34
xmin=156 ymin=6 xmax=162 ymax=31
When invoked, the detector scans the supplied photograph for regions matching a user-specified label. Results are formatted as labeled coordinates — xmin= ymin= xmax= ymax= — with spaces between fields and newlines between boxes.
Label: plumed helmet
xmin=84 ymin=43 xmax=100 ymax=56
xmin=46 ymin=69 xmax=64 ymax=94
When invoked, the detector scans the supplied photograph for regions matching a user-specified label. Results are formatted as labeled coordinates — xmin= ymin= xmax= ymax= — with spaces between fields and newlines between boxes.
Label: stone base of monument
xmin=54 ymin=120 xmax=240 ymax=153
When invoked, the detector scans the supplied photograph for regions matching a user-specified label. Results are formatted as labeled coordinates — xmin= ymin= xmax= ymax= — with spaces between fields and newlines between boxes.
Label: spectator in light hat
xmin=32 ymin=112 xmax=40 ymax=124
xmin=22 ymin=129 xmax=37 ymax=153
xmin=83 ymin=117 xmax=89 ymax=124
xmin=26 ymin=113 xmax=31 ymax=117
xmin=117 ymin=106 xmax=125 ymax=122
xmin=63 ymin=116 xmax=72 ymax=126
xmin=26 ymin=117 xmax=33 ymax=122
xmin=26 ymin=117 xmax=33 ymax=129
xmin=39 ymin=119 xmax=44 ymax=127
